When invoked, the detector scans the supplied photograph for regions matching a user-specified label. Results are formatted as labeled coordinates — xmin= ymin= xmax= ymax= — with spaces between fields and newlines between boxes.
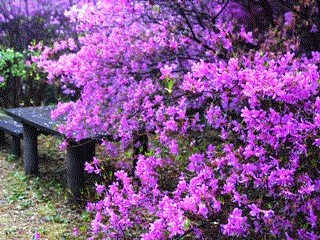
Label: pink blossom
xmin=284 ymin=12 xmax=294 ymax=26
xmin=73 ymin=228 xmax=79 ymax=237
xmin=160 ymin=64 xmax=173 ymax=79
xmin=96 ymin=184 xmax=105 ymax=195
xmin=34 ymin=231 xmax=40 ymax=240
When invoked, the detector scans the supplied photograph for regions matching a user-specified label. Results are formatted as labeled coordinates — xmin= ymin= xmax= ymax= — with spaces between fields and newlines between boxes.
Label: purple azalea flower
xmin=222 ymin=208 xmax=250 ymax=237
xmin=34 ymin=231 xmax=40 ymax=240
xmin=73 ymin=228 xmax=79 ymax=237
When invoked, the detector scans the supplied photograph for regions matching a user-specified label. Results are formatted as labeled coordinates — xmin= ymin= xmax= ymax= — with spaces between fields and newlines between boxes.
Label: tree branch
xmin=174 ymin=2 xmax=215 ymax=52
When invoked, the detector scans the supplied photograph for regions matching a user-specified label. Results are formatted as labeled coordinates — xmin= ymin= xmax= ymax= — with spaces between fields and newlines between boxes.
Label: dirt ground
xmin=0 ymin=135 xmax=91 ymax=239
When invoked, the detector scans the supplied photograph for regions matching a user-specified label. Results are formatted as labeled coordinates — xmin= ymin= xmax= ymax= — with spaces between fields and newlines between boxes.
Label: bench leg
xmin=0 ymin=130 xmax=5 ymax=146
xmin=67 ymin=139 xmax=95 ymax=202
xmin=11 ymin=135 xmax=21 ymax=157
xmin=23 ymin=124 xmax=38 ymax=175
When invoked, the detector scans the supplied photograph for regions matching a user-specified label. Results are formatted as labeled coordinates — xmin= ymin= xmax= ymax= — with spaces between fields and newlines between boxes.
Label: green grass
xmin=0 ymin=134 xmax=93 ymax=239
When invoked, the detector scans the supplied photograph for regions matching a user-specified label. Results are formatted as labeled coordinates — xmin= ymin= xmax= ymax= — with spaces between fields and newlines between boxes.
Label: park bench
xmin=3 ymin=105 xmax=111 ymax=202
xmin=2 ymin=105 xmax=146 ymax=203
xmin=0 ymin=113 xmax=23 ymax=157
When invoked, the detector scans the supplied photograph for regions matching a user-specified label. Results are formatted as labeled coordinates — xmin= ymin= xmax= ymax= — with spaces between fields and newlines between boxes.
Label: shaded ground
xmin=0 ymin=135 xmax=92 ymax=239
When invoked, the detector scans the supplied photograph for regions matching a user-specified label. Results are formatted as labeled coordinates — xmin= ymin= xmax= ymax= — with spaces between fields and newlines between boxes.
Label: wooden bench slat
xmin=0 ymin=118 xmax=23 ymax=137
xmin=0 ymin=114 xmax=23 ymax=157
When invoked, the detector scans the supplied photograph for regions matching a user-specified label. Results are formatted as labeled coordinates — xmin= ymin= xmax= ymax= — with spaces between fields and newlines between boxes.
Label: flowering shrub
xmin=35 ymin=0 xmax=320 ymax=239
xmin=0 ymin=0 xmax=97 ymax=51
xmin=80 ymin=50 xmax=320 ymax=239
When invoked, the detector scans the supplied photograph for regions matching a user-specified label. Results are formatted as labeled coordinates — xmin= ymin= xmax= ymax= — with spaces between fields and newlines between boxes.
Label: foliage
xmin=0 ymin=0 xmax=97 ymax=107
xmin=0 ymin=44 xmax=73 ymax=108
xmin=0 ymin=47 xmax=25 ymax=85
xmin=35 ymin=0 xmax=320 ymax=239
xmin=0 ymin=47 xmax=26 ymax=107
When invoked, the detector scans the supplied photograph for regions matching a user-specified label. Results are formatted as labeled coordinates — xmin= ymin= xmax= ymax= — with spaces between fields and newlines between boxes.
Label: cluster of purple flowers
xmin=33 ymin=0 xmax=320 ymax=239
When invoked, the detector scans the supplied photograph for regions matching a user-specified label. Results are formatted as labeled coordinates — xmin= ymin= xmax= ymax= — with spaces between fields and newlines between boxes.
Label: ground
xmin=0 ymin=135 xmax=91 ymax=240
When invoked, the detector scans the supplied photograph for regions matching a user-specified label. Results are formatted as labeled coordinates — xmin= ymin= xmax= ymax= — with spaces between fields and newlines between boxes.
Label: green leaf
xmin=153 ymin=5 xmax=160 ymax=12
xmin=165 ymin=88 xmax=172 ymax=94
xmin=184 ymin=219 xmax=191 ymax=230
xmin=165 ymin=77 xmax=174 ymax=94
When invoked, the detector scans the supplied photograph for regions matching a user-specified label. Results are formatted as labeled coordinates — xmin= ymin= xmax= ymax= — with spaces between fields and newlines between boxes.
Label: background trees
xmin=0 ymin=0 xmax=93 ymax=51
xmin=0 ymin=0 xmax=97 ymax=107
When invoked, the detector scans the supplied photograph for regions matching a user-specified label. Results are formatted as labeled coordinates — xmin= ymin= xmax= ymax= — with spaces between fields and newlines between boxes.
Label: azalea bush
xmin=34 ymin=0 xmax=320 ymax=239
xmin=0 ymin=0 xmax=98 ymax=51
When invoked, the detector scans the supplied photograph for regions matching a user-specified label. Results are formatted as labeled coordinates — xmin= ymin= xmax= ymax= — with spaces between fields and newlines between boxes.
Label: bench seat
xmin=0 ymin=114 xmax=23 ymax=157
